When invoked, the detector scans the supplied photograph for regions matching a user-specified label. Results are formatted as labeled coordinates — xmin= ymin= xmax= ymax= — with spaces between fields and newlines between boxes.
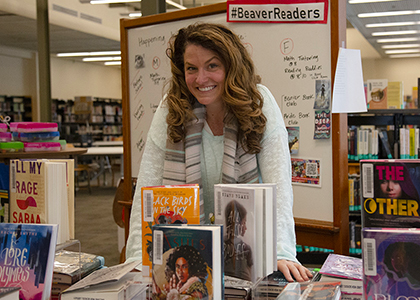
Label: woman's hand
xmin=277 ymin=259 xmax=313 ymax=282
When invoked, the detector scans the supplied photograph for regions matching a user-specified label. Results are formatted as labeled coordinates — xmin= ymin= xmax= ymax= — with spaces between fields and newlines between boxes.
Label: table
xmin=0 ymin=148 xmax=87 ymax=160
xmin=82 ymin=146 xmax=123 ymax=186
xmin=92 ymin=141 xmax=123 ymax=147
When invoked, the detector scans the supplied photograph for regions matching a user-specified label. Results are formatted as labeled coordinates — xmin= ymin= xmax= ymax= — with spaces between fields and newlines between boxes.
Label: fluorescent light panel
xmin=366 ymin=21 xmax=419 ymax=28
xmin=385 ymin=49 xmax=420 ymax=54
xmin=91 ymin=0 xmax=140 ymax=4
xmin=358 ymin=10 xmax=420 ymax=18
xmin=105 ymin=61 xmax=122 ymax=65
xmin=128 ymin=12 xmax=142 ymax=17
xmin=377 ymin=37 xmax=420 ymax=43
xmin=83 ymin=56 xmax=121 ymax=62
xmin=372 ymin=30 xmax=420 ymax=36
xmin=57 ymin=51 xmax=121 ymax=57
xmin=382 ymin=44 xmax=420 ymax=49
xmin=389 ymin=53 xmax=420 ymax=58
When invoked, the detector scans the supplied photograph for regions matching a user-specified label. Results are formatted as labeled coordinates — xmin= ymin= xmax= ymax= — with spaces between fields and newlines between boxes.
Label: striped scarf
xmin=162 ymin=101 xmax=259 ymax=221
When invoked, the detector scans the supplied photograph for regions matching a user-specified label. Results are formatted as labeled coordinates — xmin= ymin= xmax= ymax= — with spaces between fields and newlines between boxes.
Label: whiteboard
xmin=125 ymin=3 xmax=333 ymax=222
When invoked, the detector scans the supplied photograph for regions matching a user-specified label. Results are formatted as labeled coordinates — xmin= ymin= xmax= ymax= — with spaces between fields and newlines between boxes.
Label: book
xmin=287 ymin=126 xmax=300 ymax=155
xmin=275 ymin=281 xmax=341 ymax=300
xmin=224 ymin=275 xmax=253 ymax=299
xmin=61 ymin=272 xmax=149 ymax=300
xmin=0 ymin=287 xmax=20 ymax=300
xmin=214 ymin=183 xmax=277 ymax=282
xmin=141 ymin=184 xmax=202 ymax=276
xmin=387 ymin=81 xmax=404 ymax=109
xmin=367 ymin=79 xmax=388 ymax=110
xmin=0 ymin=223 xmax=58 ymax=300
xmin=319 ymin=254 xmax=363 ymax=281
xmin=151 ymin=224 xmax=223 ymax=299
xmin=252 ymin=271 xmax=292 ymax=299
xmin=53 ymin=250 xmax=105 ymax=285
xmin=362 ymin=228 xmax=420 ymax=299
xmin=360 ymin=160 xmax=420 ymax=228
xmin=318 ymin=274 xmax=363 ymax=295
xmin=9 ymin=159 xmax=72 ymax=244
xmin=0 ymin=189 xmax=9 ymax=223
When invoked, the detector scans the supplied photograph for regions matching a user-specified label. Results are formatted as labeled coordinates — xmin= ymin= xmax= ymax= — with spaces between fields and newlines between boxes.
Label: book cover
xmin=318 ymin=274 xmax=363 ymax=295
xmin=214 ymin=184 xmax=277 ymax=282
xmin=9 ymin=159 xmax=70 ymax=244
xmin=224 ymin=275 xmax=253 ymax=298
xmin=319 ymin=254 xmax=363 ymax=281
xmin=0 ymin=223 xmax=58 ymax=300
xmin=141 ymin=184 xmax=202 ymax=276
xmin=53 ymin=250 xmax=105 ymax=285
xmin=387 ymin=81 xmax=404 ymax=109
xmin=151 ymin=224 xmax=223 ymax=300
xmin=286 ymin=126 xmax=299 ymax=155
xmin=275 ymin=281 xmax=341 ymax=300
xmin=367 ymin=79 xmax=388 ymax=110
xmin=362 ymin=228 xmax=420 ymax=300
xmin=360 ymin=160 xmax=420 ymax=228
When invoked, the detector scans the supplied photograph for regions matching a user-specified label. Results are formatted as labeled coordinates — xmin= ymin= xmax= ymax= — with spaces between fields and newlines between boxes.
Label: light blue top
xmin=125 ymin=84 xmax=299 ymax=266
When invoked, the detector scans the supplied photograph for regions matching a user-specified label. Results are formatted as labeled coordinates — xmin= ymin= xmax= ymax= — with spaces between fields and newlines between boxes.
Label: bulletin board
xmin=120 ymin=0 xmax=349 ymax=253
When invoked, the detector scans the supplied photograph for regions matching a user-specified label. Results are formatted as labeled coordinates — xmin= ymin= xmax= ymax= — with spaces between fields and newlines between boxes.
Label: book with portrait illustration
xmin=151 ymin=224 xmax=223 ymax=299
xmin=0 ymin=223 xmax=58 ymax=300
xmin=141 ymin=184 xmax=202 ymax=276
xmin=360 ymin=160 xmax=420 ymax=228
xmin=367 ymin=79 xmax=388 ymax=110
xmin=362 ymin=228 xmax=420 ymax=300
xmin=214 ymin=184 xmax=277 ymax=283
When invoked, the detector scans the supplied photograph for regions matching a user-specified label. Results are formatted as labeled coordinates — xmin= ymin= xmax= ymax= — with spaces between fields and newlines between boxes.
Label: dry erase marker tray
xmin=10 ymin=122 xmax=58 ymax=133
xmin=0 ymin=132 xmax=12 ymax=142
xmin=23 ymin=142 xmax=61 ymax=152
xmin=0 ymin=141 xmax=24 ymax=153
xmin=12 ymin=131 xmax=60 ymax=142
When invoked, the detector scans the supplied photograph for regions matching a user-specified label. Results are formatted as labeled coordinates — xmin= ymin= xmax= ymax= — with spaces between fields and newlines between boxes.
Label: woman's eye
xmin=209 ymin=63 xmax=218 ymax=69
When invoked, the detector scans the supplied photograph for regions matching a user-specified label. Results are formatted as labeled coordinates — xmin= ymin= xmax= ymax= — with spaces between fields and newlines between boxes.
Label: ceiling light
xmin=382 ymin=44 xmax=420 ymax=49
xmin=105 ymin=61 xmax=122 ymax=66
xmin=389 ymin=53 xmax=420 ymax=58
xmin=57 ymin=51 xmax=121 ymax=57
xmin=358 ymin=10 xmax=420 ymax=18
xmin=377 ymin=37 xmax=420 ymax=43
xmin=91 ymin=0 xmax=140 ymax=4
xmin=366 ymin=21 xmax=418 ymax=28
xmin=83 ymin=56 xmax=121 ymax=62
xmin=372 ymin=30 xmax=419 ymax=36
xmin=128 ymin=12 xmax=142 ymax=17
xmin=166 ymin=0 xmax=187 ymax=9
xmin=349 ymin=0 xmax=401 ymax=3
xmin=385 ymin=49 xmax=420 ymax=54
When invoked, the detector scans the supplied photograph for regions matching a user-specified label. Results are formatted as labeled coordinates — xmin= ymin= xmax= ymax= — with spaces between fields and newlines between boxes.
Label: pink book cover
xmin=319 ymin=253 xmax=363 ymax=280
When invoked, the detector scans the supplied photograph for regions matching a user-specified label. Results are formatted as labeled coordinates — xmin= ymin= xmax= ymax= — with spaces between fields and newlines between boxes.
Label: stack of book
xmin=51 ymin=250 xmax=105 ymax=300
xmin=252 ymin=271 xmax=292 ymax=300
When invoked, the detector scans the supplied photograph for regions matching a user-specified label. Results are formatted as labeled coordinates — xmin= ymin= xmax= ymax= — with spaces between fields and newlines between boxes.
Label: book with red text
xmin=9 ymin=159 xmax=71 ymax=244
xmin=360 ymin=160 xmax=420 ymax=228
xmin=0 ymin=223 xmax=58 ymax=300
xmin=151 ymin=224 xmax=223 ymax=300
xmin=141 ymin=184 xmax=202 ymax=276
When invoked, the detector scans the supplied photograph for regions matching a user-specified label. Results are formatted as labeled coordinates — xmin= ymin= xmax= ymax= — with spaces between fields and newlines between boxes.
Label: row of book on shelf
xmin=348 ymin=125 xmax=420 ymax=161
xmin=366 ymin=79 xmax=418 ymax=110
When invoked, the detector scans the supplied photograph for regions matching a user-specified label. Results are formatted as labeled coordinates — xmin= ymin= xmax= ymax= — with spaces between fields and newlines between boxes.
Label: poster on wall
xmin=291 ymin=158 xmax=321 ymax=187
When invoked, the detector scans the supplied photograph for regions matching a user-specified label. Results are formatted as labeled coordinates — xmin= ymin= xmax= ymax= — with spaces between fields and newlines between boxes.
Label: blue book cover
xmin=0 ymin=223 xmax=58 ymax=300
xmin=151 ymin=224 xmax=223 ymax=299
xmin=363 ymin=228 xmax=420 ymax=300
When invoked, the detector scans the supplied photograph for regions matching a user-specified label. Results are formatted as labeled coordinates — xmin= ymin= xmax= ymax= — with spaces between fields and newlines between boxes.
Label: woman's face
xmin=175 ymin=257 xmax=189 ymax=284
xmin=184 ymin=44 xmax=226 ymax=110
xmin=380 ymin=180 xmax=402 ymax=199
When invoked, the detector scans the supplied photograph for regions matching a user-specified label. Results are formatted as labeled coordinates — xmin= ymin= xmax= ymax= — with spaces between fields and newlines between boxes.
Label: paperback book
xmin=214 ymin=184 xmax=277 ymax=282
xmin=224 ymin=275 xmax=253 ymax=299
xmin=362 ymin=228 xmax=420 ymax=299
xmin=252 ymin=271 xmax=292 ymax=300
xmin=141 ymin=184 xmax=202 ymax=276
xmin=0 ymin=223 xmax=58 ymax=300
xmin=367 ymin=79 xmax=388 ymax=110
xmin=151 ymin=224 xmax=223 ymax=300
xmin=360 ymin=160 xmax=420 ymax=228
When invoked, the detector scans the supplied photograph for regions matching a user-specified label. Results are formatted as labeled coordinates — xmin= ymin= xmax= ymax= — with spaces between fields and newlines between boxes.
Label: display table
xmin=0 ymin=147 xmax=87 ymax=160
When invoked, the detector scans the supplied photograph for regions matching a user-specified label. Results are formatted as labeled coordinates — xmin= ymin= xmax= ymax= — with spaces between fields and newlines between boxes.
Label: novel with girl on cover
xmin=141 ymin=184 xmax=202 ymax=276
xmin=151 ymin=224 xmax=223 ymax=300
xmin=214 ymin=184 xmax=277 ymax=283
xmin=360 ymin=160 xmax=420 ymax=228
xmin=0 ymin=223 xmax=58 ymax=300
xmin=363 ymin=228 xmax=420 ymax=300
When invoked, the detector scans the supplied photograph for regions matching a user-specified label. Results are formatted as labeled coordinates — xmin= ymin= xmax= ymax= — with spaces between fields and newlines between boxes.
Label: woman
xmin=125 ymin=22 xmax=312 ymax=282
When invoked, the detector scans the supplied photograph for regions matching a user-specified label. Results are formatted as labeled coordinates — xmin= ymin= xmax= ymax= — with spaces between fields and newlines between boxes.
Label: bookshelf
xmin=0 ymin=95 xmax=32 ymax=122
xmin=347 ymin=108 xmax=420 ymax=255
